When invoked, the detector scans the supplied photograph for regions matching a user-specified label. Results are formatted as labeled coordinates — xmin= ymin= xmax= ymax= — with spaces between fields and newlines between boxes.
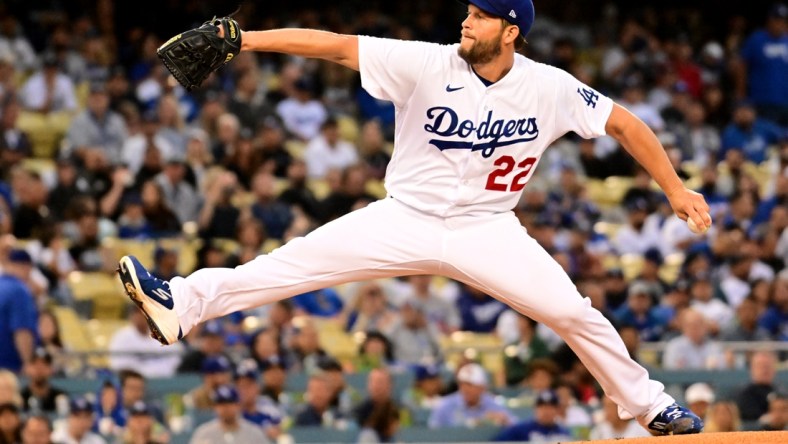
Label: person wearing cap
xmin=685 ymin=382 xmax=716 ymax=421
xmin=20 ymin=347 xmax=66 ymax=413
xmin=613 ymin=281 xmax=668 ymax=342
xmin=177 ymin=320 xmax=229 ymax=374
xmin=612 ymin=196 xmax=662 ymax=256
xmin=255 ymin=116 xmax=293 ymax=179
xmin=63 ymin=81 xmax=128 ymax=166
xmin=494 ymin=390 xmax=572 ymax=442
xmin=0 ymin=100 xmax=32 ymax=169
xmin=151 ymin=247 xmax=178 ymax=282
xmin=121 ymin=400 xmax=168 ymax=444
xmin=190 ymin=384 xmax=268 ymax=444
xmin=734 ymin=3 xmax=788 ymax=126
xmin=234 ymin=359 xmax=282 ymax=441
xmin=0 ymin=248 xmax=37 ymax=372
xmin=120 ymin=110 xmax=176 ymax=177
xmin=689 ymin=274 xmax=734 ymax=335
xmin=589 ymin=395 xmax=652 ymax=440
xmin=386 ymin=297 xmax=443 ymax=365
xmin=403 ymin=364 xmax=445 ymax=409
xmin=428 ymin=363 xmax=515 ymax=428
xmin=275 ymin=76 xmax=328 ymax=142
xmin=19 ymin=51 xmax=77 ymax=114
xmin=720 ymin=100 xmax=783 ymax=164
xmin=303 ymin=117 xmax=359 ymax=180
xmin=155 ymin=150 xmax=200 ymax=226
xmin=108 ymin=305 xmax=183 ymax=379
xmin=51 ymin=397 xmax=106 ymax=444
xmin=186 ymin=355 xmax=234 ymax=411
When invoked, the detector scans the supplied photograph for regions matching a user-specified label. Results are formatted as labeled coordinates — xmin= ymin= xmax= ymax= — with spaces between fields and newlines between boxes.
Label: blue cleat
xmin=648 ymin=403 xmax=704 ymax=435
xmin=117 ymin=255 xmax=182 ymax=345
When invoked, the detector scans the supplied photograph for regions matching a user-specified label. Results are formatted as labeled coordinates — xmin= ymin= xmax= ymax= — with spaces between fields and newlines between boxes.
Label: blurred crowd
xmin=0 ymin=0 xmax=787 ymax=442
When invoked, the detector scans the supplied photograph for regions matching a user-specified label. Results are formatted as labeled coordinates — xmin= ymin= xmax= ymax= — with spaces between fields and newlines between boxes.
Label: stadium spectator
xmin=319 ymin=164 xmax=376 ymax=223
xmin=304 ymin=118 xmax=358 ymax=180
xmin=20 ymin=348 xmax=65 ymax=413
xmin=137 ymin=180 xmax=181 ymax=236
xmin=403 ymin=364 xmax=444 ymax=410
xmin=119 ymin=400 xmax=168 ymax=444
xmin=186 ymin=356 xmax=234 ymax=411
xmin=720 ymin=101 xmax=782 ymax=164
xmin=689 ymin=274 xmax=734 ymax=335
xmin=51 ymin=397 xmax=106 ymax=444
xmin=662 ymin=308 xmax=727 ymax=369
xmin=155 ymin=154 xmax=200 ymax=226
xmin=759 ymin=268 xmax=788 ymax=340
xmin=291 ymin=287 xmax=344 ymax=317
xmin=494 ymin=390 xmax=573 ymax=442
xmin=259 ymin=356 xmax=289 ymax=417
xmin=196 ymin=170 xmax=241 ymax=240
xmin=247 ymin=170 xmax=293 ymax=241
xmin=0 ymin=402 xmax=21 ymax=444
xmin=759 ymin=391 xmax=788 ymax=431
xmin=704 ymin=401 xmax=742 ymax=433
xmin=0 ymin=249 xmax=37 ymax=372
xmin=178 ymin=320 xmax=228 ymax=374
xmin=736 ymin=350 xmax=781 ymax=421
xmin=614 ymin=282 xmax=668 ymax=342
xmin=276 ymin=77 xmax=327 ymax=142
xmin=720 ymin=295 xmax=771 ymax=341
xmin=11 ymin=170 xmax=51 ymax=240
xmin=428 ymin=363 xmax=515 ymax=428
xmin=734 ymin=4 xmax=788 ymax=125
xmin=354 ymin=369 xmax=398 ymax=431
xmin=502 ymin=314 xmax=550 ymax=387
xmin=119 ymin=370 xmax=147 ymax=420
xmin=19 ymin=52 xmax=77 ymax=114
xmin=278 ymin=158 xmax=322 ymax=221
xmin=685 ymin=382 xmax=716 ymax=421
xmin=589 ymin=395 xmax=651 ymax=439
xmin=108 ymin=306 xmax=183 ymax=378
xmin=456 ymin=285 xmax=508 ymax=333
xmin=196 ymin=388 xmax=264 ymax=444
xmin=121 ymin=111 xmax=175 ymax=178
xmin=356 ymin=399 xmax=400 ymax=444
xmin=234 ymin=360 xmax=281 ymax=441
xmin=288 ymin=321 xmax=330 ymax=375
xmin=0 ymin=100 xmax=31 ymax=171
xmin=401 ymin=276 xmax=460 ymax=334
xmin=386 ymin=297 xmax=442 ymax=365
xmin=358 ymin=120 xmax=390 ymax=181
xmin=64 ymin=83 xmax=128 ymax=166
xmin=344 ymin=281 xmax=399 ymax=334
xmin=35 ymin=311 xmax=65 ymax=375
xmin=612 ymin=197 xmax=661 ymax=255
xmin=319 ymin=357 xmax=358 ymax=419
xmin=20 ymin=414 xmax=52 ymax=444
xmin=294 ymin=373 xmax=344 ymax=427
xmin=353 ymin=331 xmax=395 ymax=372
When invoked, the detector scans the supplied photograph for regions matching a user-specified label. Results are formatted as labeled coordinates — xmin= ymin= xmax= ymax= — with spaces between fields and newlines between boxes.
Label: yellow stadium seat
xmin=593 ymin=222 xmax=623 ymax=239
xmin=67 ymin=271 xmax=127 ymax=319
xmin=306 ymin=179 xmax=331 ymax=200
xmin=84 ymin=318 xmax=130 ymax=368
xmin=285 ymin=140 xmax=306 ymax=160
xmin=105 ymin=238 xmax=157 ymax=264
xmin=658 ymin=252 xmax=686 ymax=284
xmin=620 ymin=253 xmax=645 ymax=281
xmin=364 ymin=179 xmax=387 ymax=199
xmin=17 ymin=110 xmax=74 ymax=158
xmin=262 ymin=238 xmax=281 ymax=254
xmin=51 ymin=306 xmax=93 ymax=352
xmin=336 ymin=115 xmax=360 ymax=142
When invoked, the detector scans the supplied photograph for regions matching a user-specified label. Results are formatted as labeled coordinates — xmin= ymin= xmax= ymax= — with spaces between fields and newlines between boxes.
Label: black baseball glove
xmin=157 ymin=16 xmax=242 ymax=91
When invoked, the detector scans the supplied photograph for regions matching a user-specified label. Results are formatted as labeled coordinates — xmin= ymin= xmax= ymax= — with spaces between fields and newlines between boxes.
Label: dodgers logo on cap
xmin=460 ymin=0 xmax=535 ymax=37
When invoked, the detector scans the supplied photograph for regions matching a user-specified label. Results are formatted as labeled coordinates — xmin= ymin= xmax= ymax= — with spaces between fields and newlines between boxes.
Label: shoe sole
xmin=668 ymin=418 xmax=702 ymax=435
xmin=117 ymin=257 xmax=172 ymax=346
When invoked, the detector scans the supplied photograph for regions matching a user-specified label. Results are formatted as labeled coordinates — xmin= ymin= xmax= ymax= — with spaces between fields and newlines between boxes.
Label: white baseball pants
xmin=170 ymin=197 xmax=674 ymax=423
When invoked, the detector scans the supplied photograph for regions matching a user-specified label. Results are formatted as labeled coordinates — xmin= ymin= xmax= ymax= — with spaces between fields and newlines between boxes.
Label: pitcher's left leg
xmin=442 ymin=212 xmax=701 ymax=434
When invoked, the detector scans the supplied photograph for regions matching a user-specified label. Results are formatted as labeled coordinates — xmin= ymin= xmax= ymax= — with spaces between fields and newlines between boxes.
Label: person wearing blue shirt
xmin=235 ymin=359 xmax=282 ymax=441
xmin=614 ymin=282 xmax=668 ymax=342
xmin=0 ymin=249 xmax=38 ymax=372
xmin=759 ymin=269 xmax=788 ymax=340
xmin=428 ymin=363 xmax=516 ymax=428
xmin=737 ymin=4 xmax=788 ymax=126
xmin=456 ymin=285 xmax=508 ymax=333
xmin=494 ymin=390 xmax=573 ymax=442
xmin=720 ymin=102 xmax=783 ymax=164
xmin=291 ymin=288 xmax=344 ymax=317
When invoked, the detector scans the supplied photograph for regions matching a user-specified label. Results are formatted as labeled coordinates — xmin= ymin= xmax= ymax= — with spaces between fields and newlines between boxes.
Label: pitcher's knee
xmin=545 ymin=298 xmax=592 ymax=332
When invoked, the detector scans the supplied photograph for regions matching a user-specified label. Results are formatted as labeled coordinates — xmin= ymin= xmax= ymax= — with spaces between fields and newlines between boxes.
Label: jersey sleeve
xmin=358 ymin=36 xmax=436 ymax=108
xmin=553 ymin=70 xmax=614 ymax=139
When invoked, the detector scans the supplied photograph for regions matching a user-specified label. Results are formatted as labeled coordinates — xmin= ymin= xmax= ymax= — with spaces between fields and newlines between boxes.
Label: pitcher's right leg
xmin=119 ymin=198 xmax=443 ymax=344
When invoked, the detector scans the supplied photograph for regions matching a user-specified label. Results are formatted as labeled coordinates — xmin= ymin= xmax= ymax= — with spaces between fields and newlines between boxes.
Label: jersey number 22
xmin=485 ymin=155 xmax=537 ymax=192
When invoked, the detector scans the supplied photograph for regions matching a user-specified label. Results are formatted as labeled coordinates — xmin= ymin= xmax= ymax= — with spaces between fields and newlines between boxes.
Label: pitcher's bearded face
xmin=458 ymin=28 xmax=503 ymax=65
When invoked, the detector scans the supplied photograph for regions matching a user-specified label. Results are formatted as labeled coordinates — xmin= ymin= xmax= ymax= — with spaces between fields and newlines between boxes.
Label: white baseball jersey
xmin=358 ymin=36 xmax=614 ymax=217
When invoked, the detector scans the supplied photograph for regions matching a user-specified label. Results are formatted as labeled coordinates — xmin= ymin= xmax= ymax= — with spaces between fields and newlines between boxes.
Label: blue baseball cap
xmin=211 ymin=384 xmax=239 ymax=404
xmin=8 ymin=249 xmax=32 ymax=264
xmin=235 ymin=359 xmax=260 ymax=380
xmin=129 ymin=400 xmax=151 ymax=416
xmin=201 ymin=356 xmax=232 ymax=374
xmin=460 ymin=0 xmax=535 ymax=38
xmin=200 ymin=320 xmax=225 ymax=337
xmin=414 ymin=364 xmax=441 ymax=381
xmin=69 ymin=397 xmax=94 ymax=414
xmin=535 ymin=390 xmax=560 ymax=406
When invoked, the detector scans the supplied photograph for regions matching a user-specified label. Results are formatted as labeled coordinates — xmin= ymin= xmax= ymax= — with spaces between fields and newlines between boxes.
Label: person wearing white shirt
xmin=662 ymin=309 xmax=727 ymax=370
xmin=304 ymin=118 xmax=359 ymax=179
xmin=51 ymin=398 xmax=107 ymax=444
xmin=689 ymin=276 xmax=734 ymax=334
xmin=275 ymin=77 xmax=327 ymax=141
xmin=613 ymin=198 xmax=662 ymax=255
xmin=19 ymin=55 xmax=77 ymax=114
xmin=108 ymin=307 xmax=183 ymax=378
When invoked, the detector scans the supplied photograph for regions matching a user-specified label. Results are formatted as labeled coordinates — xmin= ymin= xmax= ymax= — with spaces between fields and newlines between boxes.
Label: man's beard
xmin=458 ymin=32 xmax=503 ymax=65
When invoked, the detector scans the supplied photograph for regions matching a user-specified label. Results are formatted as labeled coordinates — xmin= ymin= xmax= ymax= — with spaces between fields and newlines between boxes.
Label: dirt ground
xmin=579 ymin=431 xmax=787 ymax=443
